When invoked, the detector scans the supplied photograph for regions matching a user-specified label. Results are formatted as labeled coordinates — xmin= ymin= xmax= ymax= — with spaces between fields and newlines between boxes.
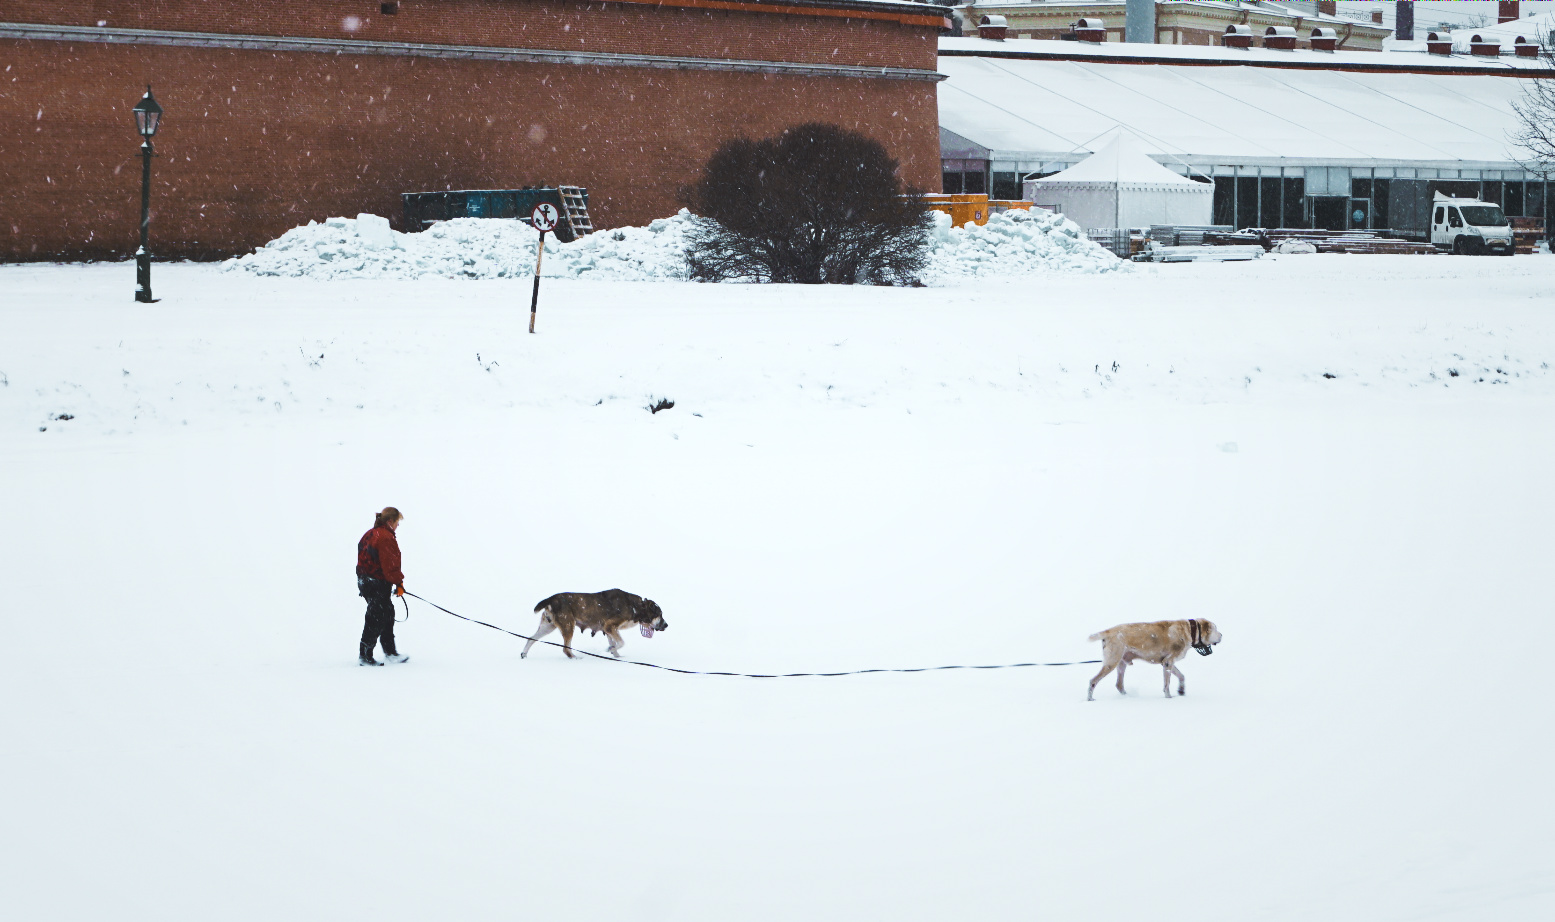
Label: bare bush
xmin=681 ymin=123 xmax=932 ymax=285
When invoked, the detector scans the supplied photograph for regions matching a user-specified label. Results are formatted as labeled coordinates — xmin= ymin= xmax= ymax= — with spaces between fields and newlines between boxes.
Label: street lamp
xmin=132 ymin=86 xmax=163 ymax=303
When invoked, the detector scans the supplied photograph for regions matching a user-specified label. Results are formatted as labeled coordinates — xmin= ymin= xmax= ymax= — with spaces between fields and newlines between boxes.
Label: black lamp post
xmin=132 ymin=86 xmax=163 ymax=303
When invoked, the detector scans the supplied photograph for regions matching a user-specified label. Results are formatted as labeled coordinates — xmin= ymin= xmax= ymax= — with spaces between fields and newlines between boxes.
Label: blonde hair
xmin=374 ymin=506 xmax=403 ymax=528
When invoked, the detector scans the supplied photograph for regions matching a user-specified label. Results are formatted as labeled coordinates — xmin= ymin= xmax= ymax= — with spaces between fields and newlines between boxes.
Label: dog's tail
xmin=534 ymin=593 xmax=562 ymax=614
xmin=1088 ymin=631 xmax=1106 ymax=643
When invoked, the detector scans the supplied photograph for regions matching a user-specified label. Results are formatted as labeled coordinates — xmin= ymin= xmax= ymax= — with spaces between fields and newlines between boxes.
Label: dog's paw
xmin=520 ymin=651 xmax=528 ymax=659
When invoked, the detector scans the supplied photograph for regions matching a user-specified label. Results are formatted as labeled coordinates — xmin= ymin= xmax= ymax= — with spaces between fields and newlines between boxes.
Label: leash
xmin=405 ymin=592 xmax=1101 ymax=678
xmin=395 ymin=592 xmax=411 ymax=623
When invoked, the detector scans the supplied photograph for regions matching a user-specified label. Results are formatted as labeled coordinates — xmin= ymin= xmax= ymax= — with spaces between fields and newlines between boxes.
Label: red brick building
xmin=1 ymin=0 xmax=949 ymax=260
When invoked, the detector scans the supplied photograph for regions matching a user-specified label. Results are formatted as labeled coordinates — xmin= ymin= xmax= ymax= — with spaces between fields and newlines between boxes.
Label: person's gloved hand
xmin=394 ymin=584 xmax=405 ymax=597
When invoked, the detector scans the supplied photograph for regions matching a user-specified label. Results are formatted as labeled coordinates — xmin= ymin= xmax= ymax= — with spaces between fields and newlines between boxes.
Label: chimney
xmin=1470 ymin=33 xmax=1503 ymax=56
xmin=1073 ymin=18 xmax=1107 ymax=43
xmin=1263 ymin=25 xmax=1298 ymax=50
xmin=1223 ymin=24 xmax=1253 ymax=49
xmin=1515 ymin=36 xmax=1542 ymax=57
xmin=1500 ymin=2 xmax=1520 ymax=24
xmin=1316 ymin=1 xmax=1337 ymax=16
xmin=977 ymin=15 xmax=1008 ymax=41
xmin=1426 ymin=31 xmax=1453 ymax=54
xmin=1310 ymin=27 xmax=1338 ymax=52
xmin=1125 ymin=0 xmax=1156 ymax=44
xmin=1397 ymin=1 xmax=1415 ymax=42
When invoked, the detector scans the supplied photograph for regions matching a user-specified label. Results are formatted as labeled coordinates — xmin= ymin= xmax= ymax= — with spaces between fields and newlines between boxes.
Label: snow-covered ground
xmin=2 ymin=255 xmax=1553 ymax=920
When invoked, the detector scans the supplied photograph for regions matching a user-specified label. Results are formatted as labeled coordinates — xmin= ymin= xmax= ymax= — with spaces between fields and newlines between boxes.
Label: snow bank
xmin=226 ymin=208 xmax=1120 ymax=284
xmin=924 ymin=209 xmax=1125 ymax=279
xmin=223 ymin=214 xmax=542 ymax=280
xmin=223 ymin=212 xmax=695 ymax=282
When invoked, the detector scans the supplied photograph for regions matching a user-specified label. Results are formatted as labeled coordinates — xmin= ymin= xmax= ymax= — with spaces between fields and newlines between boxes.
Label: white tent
xmin=1024 ymin=132 xmax=1214 ymax=230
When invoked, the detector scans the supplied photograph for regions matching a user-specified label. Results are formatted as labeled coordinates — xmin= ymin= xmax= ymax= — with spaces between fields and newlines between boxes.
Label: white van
xmin=1431 ymin=193 xmax=1513 ymax=255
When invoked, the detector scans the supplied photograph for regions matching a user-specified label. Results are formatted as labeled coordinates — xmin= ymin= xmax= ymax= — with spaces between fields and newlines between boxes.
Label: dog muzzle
xmin=1193 ymin=643 xmax=1213 ymax=656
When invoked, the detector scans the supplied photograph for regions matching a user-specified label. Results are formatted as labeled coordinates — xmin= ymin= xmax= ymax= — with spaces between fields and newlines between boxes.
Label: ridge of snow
xmin=226 ymin=208 xmax=1125 ymax=284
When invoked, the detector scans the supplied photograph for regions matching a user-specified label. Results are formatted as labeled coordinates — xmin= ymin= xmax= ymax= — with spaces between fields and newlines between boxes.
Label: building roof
xmin=937 ymin=45 xmax=1541 ymax=169
xmin=939 ymin=35 xmax=1549 ymax=74
xmin=957 ymin=1 xmax=1387 ymax=32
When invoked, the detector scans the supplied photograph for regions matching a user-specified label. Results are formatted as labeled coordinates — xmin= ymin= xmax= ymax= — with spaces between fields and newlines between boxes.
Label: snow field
xmin=222 ymin=207 xmax=1122 ymax=283
xmin=2 ymin=255 xmax=1554 ymax=921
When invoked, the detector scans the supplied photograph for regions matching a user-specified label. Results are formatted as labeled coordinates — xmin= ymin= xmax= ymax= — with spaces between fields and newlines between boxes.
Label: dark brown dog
xmin=521 ymin=589 xmax=668 ymax=659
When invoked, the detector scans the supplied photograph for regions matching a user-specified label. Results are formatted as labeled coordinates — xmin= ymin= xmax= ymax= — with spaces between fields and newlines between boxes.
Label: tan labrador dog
xmin=1087 ymin=619 xmax=1222 ymax=700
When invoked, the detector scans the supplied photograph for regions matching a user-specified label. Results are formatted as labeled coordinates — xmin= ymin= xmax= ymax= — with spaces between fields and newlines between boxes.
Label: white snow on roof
xmin=1037 ymin=131 xmax=1207 ymax=185
xmin=1444 ymin=10 xmax=1555 ymax=49
xmin=938 ymin=50 xmax=1539 ymax=167
xmin=938 ymin=36 xmax=1547 ymax=72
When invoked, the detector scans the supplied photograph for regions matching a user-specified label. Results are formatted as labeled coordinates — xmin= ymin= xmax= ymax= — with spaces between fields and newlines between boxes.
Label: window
xmin=1448 ymin=208 xmax=1463 ymax=228
xmin=1282 ymin=177 xmax=1306 ymax=227
xmin=1505 ymin=181 xmax=1525 ymax=217
xmin=1213 ymin=177 xmax=1235 ymax=225
xmin=1434 ymin=207 xmax=1444 ymax=225
xmin=942 ymin=172 xmax=963 ymax=195
xmin=1431 ymin=180 xmax=1480 ymax=200
xmin=1236 ymin=176 xmax=1258 ymax=229
xmin=1459 ymin=205 xmax=1508 ymax=227
xmin=1260 ymin=177 xmax=1282 ymax=229
xmin=991 ymin=173 xmax=1022 ymax=201
xmin=381 ymin=2 xmax=400 ymax=14
xmin=1373 ymin=179 xmax=1390 ymax=229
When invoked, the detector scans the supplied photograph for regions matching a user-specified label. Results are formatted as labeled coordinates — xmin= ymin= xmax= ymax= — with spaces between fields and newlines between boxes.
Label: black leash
xmin=405 ymin=592 xmax=1101 ymax=678
xmin=395 ymin=592 xmax=411 ymax=623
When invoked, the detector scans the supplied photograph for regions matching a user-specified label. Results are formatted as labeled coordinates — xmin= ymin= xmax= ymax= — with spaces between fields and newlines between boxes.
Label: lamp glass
xmin=133 ymin=88 xmax=163 ymax=138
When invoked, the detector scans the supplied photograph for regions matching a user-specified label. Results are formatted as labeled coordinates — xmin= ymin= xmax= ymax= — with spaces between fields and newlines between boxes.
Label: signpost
xmin=528 ymin=203 xmax=560 ymax=334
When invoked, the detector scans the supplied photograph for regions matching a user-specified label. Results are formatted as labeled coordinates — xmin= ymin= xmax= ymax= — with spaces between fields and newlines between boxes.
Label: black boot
xmin=359 ymin=643 xmax=383 ymax=666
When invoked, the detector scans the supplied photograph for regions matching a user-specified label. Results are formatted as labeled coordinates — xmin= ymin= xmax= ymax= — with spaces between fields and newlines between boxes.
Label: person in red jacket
xmin=356 ymin=507 xmax=408 ymax=666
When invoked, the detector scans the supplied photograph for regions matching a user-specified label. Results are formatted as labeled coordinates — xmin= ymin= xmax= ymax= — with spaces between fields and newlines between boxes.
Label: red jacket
xmin=357 ymin=526 xmax=404 ymax=585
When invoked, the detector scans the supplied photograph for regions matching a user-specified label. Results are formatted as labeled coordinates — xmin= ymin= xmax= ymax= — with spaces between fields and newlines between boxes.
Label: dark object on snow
xmin=523 ymin=589 xmax=668 ymax=660
xmin=357 ymin=508 xmax=405 ymax=663
xmin=647 ymin=397 xmax=675 ymax=414
xmin=358 ymin=576 xmax=398 ymax=664
xmin=402 ymin=187 xmax=590 ymax=242
xmin=53 ymin=413 xmax=74 ymax=421
xmin=1323 ymin=373 xmax=1337 ymax=379
xmin=681 ymin=123 xmax=932 ymax=285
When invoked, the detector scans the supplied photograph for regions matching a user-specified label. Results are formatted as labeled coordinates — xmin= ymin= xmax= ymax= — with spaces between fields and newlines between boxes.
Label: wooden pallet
xmin=1511 ymin=216 xmax=1544 ymax=255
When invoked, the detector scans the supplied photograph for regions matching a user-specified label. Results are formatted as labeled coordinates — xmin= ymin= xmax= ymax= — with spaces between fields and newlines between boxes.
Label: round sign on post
xmin=531 ymin=203 xmax=560 ymax=233
xmin=528 ymin=203 xmax=559 ymax=334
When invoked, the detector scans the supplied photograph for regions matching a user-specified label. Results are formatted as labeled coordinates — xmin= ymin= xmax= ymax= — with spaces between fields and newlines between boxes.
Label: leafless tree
xmin=681 ymin=124 xmax=932 ymax=285
xmin=1511 ymin=57 xmax=1555 ymax=175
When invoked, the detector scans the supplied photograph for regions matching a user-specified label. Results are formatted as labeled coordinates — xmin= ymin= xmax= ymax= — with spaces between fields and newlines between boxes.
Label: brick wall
xmin=6 ymin=0 xmax=943 ymax=71
xmin=1 ymin=0 xmax=944 ymax=260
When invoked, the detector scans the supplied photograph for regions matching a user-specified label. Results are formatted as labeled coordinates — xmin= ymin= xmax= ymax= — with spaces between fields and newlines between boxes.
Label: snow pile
xmin=224 ymin=212 xmax=694 ymax=282
xmin=227 ymin=208 xmax=1120 ymax=284
xmin=924 ymin=209 xmax=1125 ymax=279
xmin=223 ymin=214 xmax=543 ymax=280
xmin=545 ymin=211 xmax=693 ymax=281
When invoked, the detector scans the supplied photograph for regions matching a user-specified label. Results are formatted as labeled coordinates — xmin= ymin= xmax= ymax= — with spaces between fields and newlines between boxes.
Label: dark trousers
xmin=358 ymin=577 xmax=398 ymax=659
